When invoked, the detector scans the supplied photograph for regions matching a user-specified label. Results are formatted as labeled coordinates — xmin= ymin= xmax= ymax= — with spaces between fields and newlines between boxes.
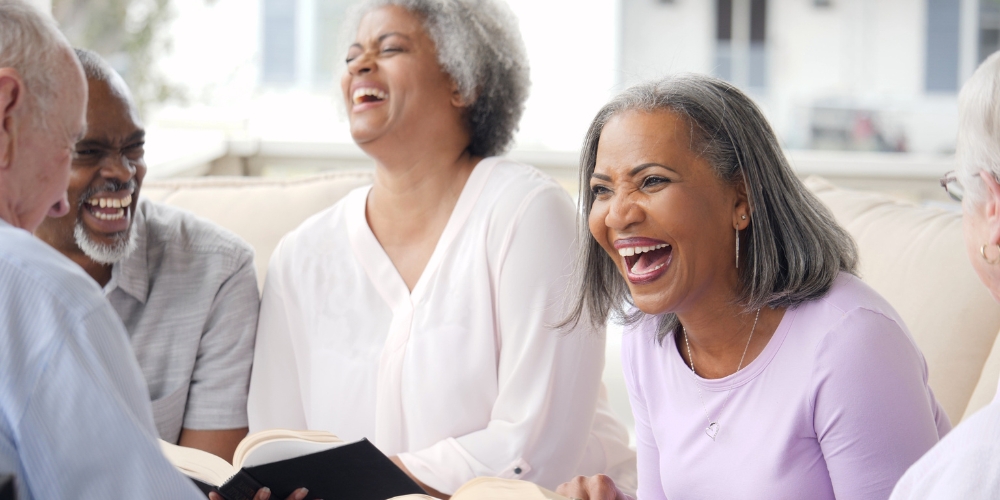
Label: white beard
xmin=74 ymin=220 xmax=138 ymax=265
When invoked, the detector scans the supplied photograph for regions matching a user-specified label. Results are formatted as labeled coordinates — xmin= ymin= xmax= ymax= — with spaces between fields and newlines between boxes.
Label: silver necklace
xmin=682 ymin=308 xmax=761 ymax=441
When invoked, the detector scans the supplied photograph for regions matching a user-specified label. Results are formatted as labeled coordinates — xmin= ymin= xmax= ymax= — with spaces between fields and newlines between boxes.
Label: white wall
xmin=619 ymin=0 xmax=714 ymax=84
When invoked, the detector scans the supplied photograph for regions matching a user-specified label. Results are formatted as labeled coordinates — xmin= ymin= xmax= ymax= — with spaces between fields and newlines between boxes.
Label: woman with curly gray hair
xmin=557 ymin=74 xmax=948 ymax=500
xmin=247 ymin=0 xmax=635 ymax=497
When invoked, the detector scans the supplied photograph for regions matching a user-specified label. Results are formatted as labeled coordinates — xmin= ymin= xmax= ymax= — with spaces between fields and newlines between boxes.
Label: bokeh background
xmin=31 ymin=0 xmax=993 ymax=201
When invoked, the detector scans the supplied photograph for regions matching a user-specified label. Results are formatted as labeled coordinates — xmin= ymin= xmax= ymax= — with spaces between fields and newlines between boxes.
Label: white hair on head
xmin=0 ymin=0 xmax=73 ymax=126
xmin=341 ymin=0 xmax=531 ymax=157
xmin=957 ymin=50 xmax=1000 ymax=205
xmin=73 ymin=220 xmax=138 ymax=265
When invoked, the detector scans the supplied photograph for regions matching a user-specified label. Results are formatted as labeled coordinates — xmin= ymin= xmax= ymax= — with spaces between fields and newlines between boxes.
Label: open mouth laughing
xmin=351 ymin=86 xmax=389 ymax=111
xmin=85 ymin=193 xmax=132 ymax=221
xmin=616 ymin=238 xmax=672 ymax=284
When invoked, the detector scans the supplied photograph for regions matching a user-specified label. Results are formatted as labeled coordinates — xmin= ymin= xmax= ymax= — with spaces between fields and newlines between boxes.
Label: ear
xmin=0 ymin=68 xmax=24 ymax=171
xmin=733 ymin=175 xmax=751 ymax=230
xmin=980 ymin=170 xmax=1000 ymax=245
xmin=450 ymin=79 xmax=470 ymax=108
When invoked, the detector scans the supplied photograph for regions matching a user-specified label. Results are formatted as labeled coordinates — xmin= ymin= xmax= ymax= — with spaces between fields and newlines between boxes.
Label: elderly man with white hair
xmin=889 ymin=52 xmax=1000 ymax=499
xmin=0 ymin=1 xmax=204 ymax=498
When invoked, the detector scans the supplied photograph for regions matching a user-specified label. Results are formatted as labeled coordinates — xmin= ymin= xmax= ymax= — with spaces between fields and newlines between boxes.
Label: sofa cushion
xmin=964 ymin=328 xmax=1000 ymax=420
xmin=144 ymin=171 xmax=375 ymax=289
xmin=805 ymin=176 xmax=1000 ymax=423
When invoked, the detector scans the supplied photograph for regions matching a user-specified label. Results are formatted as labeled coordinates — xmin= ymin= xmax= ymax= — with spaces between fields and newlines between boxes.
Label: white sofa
xmin=143 ymin=171 xmax=1000 ymax=431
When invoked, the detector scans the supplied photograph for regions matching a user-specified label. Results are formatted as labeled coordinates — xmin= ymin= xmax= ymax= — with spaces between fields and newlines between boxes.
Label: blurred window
xmin=980 ymin=0 xmax=1000 ymax=64
xmin=262 ymin=0 xmax=352 ymax=88
xmin=925 ymin=0 xmax=961 ymax=92
xmin=263 ymin=0 xmax=297 ymax=84
xmin=715 ymin=0 xmax=767 ymax=90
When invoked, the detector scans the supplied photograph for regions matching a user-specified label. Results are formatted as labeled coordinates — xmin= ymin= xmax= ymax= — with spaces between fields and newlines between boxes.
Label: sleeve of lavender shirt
xmin=811 ymin=307 xmax=949 ymax=500
xmin=621 ymin=326 xmax=668 ymax=500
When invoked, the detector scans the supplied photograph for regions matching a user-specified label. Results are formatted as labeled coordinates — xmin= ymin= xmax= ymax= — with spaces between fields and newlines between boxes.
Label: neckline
xmin=669 ymin=307 xmax=797 ymax=392
xmin=345 ymin=157 xmax=500 ymax=309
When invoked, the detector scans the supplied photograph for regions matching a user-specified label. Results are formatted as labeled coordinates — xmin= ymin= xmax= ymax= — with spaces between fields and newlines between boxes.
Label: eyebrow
xmin=76 ymin=129 xmax=146 ymax=148
xmin=377 ymin=32 xmax=410 ymax=42
xmin=630 ymin=163 xmax=673 ymax=175
xmin=590 ymin=162 xmax=676 ymax=182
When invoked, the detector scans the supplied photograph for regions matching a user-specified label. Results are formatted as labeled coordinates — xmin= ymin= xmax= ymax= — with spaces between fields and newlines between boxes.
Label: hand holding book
xmin=208 ymin=486 xmax=309 ymax=500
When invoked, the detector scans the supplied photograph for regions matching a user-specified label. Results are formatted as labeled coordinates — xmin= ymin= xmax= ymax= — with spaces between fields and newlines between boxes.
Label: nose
xmin=347 ymin=51 xmax=374 ymax=76
xmin=100 ymin=151 xmax=135 ymax=184
xmin=605 ymin=190 xmax=644 ymax=230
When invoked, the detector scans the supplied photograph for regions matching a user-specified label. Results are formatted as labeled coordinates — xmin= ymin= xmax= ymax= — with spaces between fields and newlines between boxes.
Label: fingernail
xmin=261 ymin=487 xmax=271 ymax=500
xmin=295 ymin=488 xmax=309 ymax=500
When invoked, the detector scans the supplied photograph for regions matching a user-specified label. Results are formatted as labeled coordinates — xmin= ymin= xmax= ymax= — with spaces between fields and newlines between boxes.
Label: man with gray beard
xmin=36 ymin=49 xmax=260 ymax=464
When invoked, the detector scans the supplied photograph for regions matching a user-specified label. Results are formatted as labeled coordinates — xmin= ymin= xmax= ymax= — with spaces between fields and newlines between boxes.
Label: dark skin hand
xmin=208 ymin=487 xmax=309 ymax=500
xmin=202 ymin=456 xmax=446 ymax=500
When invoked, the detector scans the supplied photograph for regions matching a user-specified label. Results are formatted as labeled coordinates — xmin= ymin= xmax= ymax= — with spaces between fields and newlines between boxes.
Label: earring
xmin=736 ymin=227 xmax=740 ymax=269
xmin=736 ymin=214 xmax=747 ymax=269
xmin=982 ymin=244 xmax=1000 ymax=265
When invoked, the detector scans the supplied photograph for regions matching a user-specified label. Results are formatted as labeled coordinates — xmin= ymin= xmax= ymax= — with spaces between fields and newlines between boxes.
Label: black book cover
xmin=0 ymin=474 xmax=14 ymax=500
xmin=216 ymin=439 xmax=425 ymax=500
xmin=190 ymin=476 xmax=218 ymax=496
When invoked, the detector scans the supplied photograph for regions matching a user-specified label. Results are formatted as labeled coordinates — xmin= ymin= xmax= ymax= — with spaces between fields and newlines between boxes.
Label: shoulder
xmin=621 ymin=314 xmax=666 ymax=364
xmin=478 ymin=157 xmax=575 ymax=234
xmin=892 ymin=401 xmax=1000 ymax=498
xmin=139 ymin=198 xmax=255 ymax=265
xmin=790 ymin=272 xmax=912 ymax=348
xmin=275 ymin=185 xmax=357 ymax=258
xmin=0 ymin=224 xmax=107 ymax=319
xmin=483 ymin=157 xmax=573 ymax=211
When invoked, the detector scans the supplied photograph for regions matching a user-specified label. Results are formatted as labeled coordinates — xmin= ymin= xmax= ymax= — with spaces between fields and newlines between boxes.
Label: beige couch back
xmin=144 ymin=171 xmax=374 ymax=289
xmin=805 ymin=177 xmax=1000 ymax=422
xmin=145 ymin=173 xmax=1000 ymax=424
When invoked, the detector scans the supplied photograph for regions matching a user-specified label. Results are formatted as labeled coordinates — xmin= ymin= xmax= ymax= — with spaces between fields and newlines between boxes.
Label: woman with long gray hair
xmin=247 ymin=0 xmax=635 ymax=497
xmin=557 ymin=75 xmax=949 ymax=500
xmin=890 ymin=51 xmax=1000 ymax=500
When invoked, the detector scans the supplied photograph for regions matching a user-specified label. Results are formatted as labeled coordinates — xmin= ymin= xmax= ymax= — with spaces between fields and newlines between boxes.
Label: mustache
xmin=77 ymin=179 xmax=137 ymax=208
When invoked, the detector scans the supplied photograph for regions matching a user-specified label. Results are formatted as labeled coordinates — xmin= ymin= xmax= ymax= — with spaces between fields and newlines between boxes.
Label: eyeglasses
xmin=940 ymin=171 xmax=964 ymax=202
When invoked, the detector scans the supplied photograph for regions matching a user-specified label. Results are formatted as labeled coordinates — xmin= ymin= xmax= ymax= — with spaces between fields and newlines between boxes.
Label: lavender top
xmin=622 ymin=273 xmax=950 ymax=500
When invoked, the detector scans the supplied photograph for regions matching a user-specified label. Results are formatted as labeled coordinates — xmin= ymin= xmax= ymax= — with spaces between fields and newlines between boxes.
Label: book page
xmin=236 ymin=430 xmax=344 ymax=469
xmin=159 ymin=439 xmax=236 ymax=487
xmin=450 ymin=477 xmax=570 ymax=500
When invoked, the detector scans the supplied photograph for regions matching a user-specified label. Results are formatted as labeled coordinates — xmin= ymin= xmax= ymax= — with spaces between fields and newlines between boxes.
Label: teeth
xmin=87 ymin=194 xmax=132 ymax=209
xmin=352 ymin=87 xmax=388 ymax=104
xmin=91 ymin=208 xmax=125 ymax=221
xmin=617 ymin=243 xmax=669 ymax=257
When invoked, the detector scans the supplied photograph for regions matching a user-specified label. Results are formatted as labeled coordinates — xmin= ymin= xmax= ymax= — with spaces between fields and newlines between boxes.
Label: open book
xmin=390 ymin=477 xmax=570 ymax=500
xmin=160 ymin=429 xmax=423 ymax=500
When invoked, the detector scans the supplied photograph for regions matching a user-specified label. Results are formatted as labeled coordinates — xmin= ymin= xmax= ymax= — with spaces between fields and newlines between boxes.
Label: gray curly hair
xmin=565 ymin=74 xmax=859 ymax=343
xmin=342 ymin=0 xmax=530 ymax=157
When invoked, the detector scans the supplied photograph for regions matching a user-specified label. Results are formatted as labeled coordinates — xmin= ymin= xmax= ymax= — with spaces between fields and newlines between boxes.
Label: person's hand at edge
xmin=557 ymin=475 xmax=633 ymax=500
xmin=208 ymin=486 xmax=310 ymax=500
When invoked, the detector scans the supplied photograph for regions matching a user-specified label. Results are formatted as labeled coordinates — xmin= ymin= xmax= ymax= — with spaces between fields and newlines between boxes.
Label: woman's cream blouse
xmin=247 ymin=157 xmax=636 ymax=494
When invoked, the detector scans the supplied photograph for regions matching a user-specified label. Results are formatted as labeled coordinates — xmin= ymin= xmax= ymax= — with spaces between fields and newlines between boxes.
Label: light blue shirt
xmin=0 ymin=219 xmax=201 ymax=499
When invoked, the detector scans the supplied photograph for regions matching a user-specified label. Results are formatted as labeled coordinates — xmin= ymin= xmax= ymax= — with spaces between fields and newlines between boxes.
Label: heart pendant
xmin=706 ymin=422 xmax=720 ymax=441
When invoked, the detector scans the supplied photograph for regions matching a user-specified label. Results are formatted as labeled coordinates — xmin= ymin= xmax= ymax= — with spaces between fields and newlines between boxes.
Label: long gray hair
xmin=566 ymin=74 xmax=859 ymax=342
xmin=341 ymin=0 xmax=530 ymax=157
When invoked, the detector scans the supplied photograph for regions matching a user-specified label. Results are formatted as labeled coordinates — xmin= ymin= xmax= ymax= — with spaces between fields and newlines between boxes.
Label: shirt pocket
xmin=150 ymin=382 xmax=189 ymax=444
